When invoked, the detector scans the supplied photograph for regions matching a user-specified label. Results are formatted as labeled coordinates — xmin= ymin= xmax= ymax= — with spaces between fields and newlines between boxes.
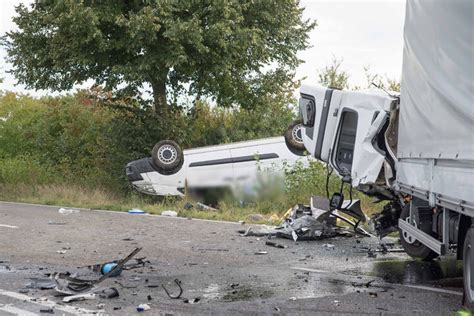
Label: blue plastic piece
xmin=101 ymin=262 xmax=122 ymax=277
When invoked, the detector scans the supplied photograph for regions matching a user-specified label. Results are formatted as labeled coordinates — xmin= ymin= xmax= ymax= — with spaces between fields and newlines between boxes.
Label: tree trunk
xmin=150 ymin=76 xmax=167 ymax=114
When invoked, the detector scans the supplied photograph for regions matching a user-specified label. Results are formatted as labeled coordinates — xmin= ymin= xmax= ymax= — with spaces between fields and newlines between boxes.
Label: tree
xmin=317 ymin=57 xmax=349 ymax=89
xmin=3 ymin=1 xmax=315 ymax=112
xmin=363 ymin=66 xmax=400 ymax=92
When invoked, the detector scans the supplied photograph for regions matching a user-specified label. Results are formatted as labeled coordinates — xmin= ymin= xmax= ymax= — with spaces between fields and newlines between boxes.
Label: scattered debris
xmin=96 ymin=303 xmax=105 ymax=309
xmin=99 ymin=287 xmax=119 ymax=299
xmin=238 ymin=220 xmax=245 ymax=225
xmin=26 ymin=278 xmax=56 ymax=290
xmin=0 ymin=224 xmax=18 ymax=229
xmin=265 ymin=241 xmax=287 ymax=249
xmin=183 ymin=298 xmax=200 ymax=304
xmin=369 ymin=292 xmax=378 ymax=298
xmin=53 ymin=248 xmax=142 ymax=295
xmin=58 ymin=208 xmax=80 ymax=215
xmin=137 ymin=303 xmax=151 ymax=312
xmin=255 ymin=251 xmax=268 ymax=255
xmin=367 ymin=249 xmax=377 ymax=258
xmin=274 ymin=307 xmax=281 ymax=312
xmin=162 ymin=279 xmax=183 ymax=299
xmin=196 ymin=202 xmax=218 ymax=212
xmin=183 ymin=202 xmax=193 ymax=210
xmin=196 ymin=248 xmax=229 ymax=252
xmin=18 ymin=289 xmax=29 ymax=294
xmin=39 ymin=308 xmax=55 ymax=314
xmin=56 ymin=250 xmax=67 ymax=254
xmin=63 ymin=293 xmax=96 ymax=303
xmin=128 ymin=208 xmax=146 ymax=215
xmin=289 ymin=297 xmax=296 ymax=301
xmin=161 ymin=210 xmax=178 ymax=217
xmin=238 ymin=225 xmax=276 ymax=237
xmin=101 ymin=263 xmax=122 ymax=277
xmin=322 ymin=243 xmax=335 ymax=249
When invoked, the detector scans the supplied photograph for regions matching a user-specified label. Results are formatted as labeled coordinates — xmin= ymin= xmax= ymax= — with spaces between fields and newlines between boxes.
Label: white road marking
xmin=0 ymin=289 xmax=99 ymax=315
xmin=0 ymin=224 xmax=18 ymax=229
xmin=0 ymin=305 xmax=38 ymax=316
xmin=402 ymin=284 xmax=463 ymax=296
xmin=291 ymin=267 xmax=329 ymax=274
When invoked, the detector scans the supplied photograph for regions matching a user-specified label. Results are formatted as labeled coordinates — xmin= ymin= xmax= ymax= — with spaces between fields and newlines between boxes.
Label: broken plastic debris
xmin=184 ymin=298 xmax=200 ymax=304
xmin=39 ymin=308 xmax=54 ymax=314
xmin=0 ymin=224 xmax=18 ymax=229
xmin=99 ymin=287 xmax=119 ymax=299
xmin=101 ymin=263 xmax=122 ymax=277
xmin=137 ymin=303 xmax=151 ymax=312
xmin=128 ymin=208 xmax=146 ymax=214
xmin=63 ymin=293 xmax=96 ymax=303
xmin=289 ymin=297 xmax=296 ymax=301
xmin=161 ymin=210 xmax=178 ymax=217
xmin=183 ymin=202 xmax=193 ymax=210
xmin=255 ymin=251 xmax=268 ymax=255
xmin=265 ymin=241 xmax=287 ymax=249
xmin=322 ymin=243 xmax=335 ymax=248
xmin=162 ymin=279 xmax=183 ymax=299
xmin=58 ymin=208 xmax=80 ymax=214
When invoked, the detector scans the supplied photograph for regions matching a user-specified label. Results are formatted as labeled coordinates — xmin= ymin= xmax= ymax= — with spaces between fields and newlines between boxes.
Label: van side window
xmin=333 ymin=109 xmax=358 ymax=174
xmin=299 ymin=94 xmax=316 ymax=127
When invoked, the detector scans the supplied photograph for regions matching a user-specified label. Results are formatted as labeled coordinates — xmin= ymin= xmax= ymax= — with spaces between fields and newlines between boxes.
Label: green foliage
xmin=4 ymin=0 xmax=315 ymax=111
xmin=317 ymin=58 xmax=401 ymax=92
xmin=317 ymin=57 xmax=350 ymax=89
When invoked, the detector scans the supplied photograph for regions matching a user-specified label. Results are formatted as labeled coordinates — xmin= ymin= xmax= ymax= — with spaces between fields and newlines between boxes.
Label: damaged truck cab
xmin=299 ymin=85 xmax=397 ymax=199
xmin=299 ymin=1 xmax=473 ymax=307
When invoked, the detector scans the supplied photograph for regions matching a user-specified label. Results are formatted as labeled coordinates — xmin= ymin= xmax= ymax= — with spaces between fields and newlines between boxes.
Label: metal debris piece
xmin=53 ymin=248 xmax=142 ymax=295
xmin=255 ymin=251 xmax=268 ymax=255
xmin=265 ymin=241 xmax=286 ymax=249
xmin=39 ymin=308 xmax=54 ymax=314
xmin=162 ymin=279 xmax=183 ymax=299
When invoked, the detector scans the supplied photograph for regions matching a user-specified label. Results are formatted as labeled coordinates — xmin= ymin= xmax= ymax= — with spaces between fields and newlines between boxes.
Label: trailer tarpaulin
xmin=398 ymin=0 xmax=474 ymax=160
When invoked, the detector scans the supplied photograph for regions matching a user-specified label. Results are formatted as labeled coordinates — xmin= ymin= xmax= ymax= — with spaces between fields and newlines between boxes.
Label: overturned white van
xmin=126 ymin=121 xmax=310 ymax=197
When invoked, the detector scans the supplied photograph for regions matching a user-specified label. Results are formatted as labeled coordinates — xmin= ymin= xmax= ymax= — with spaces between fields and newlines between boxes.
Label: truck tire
xmin=399 ymin=205 xmax=439 ymax=261
xmin=151 ymin=140 xmax=184 ymax=175
xmin=284 ymin=120 xmax=305 ymax=155
xmin=463 ymin=227 xmax=474 ymax=310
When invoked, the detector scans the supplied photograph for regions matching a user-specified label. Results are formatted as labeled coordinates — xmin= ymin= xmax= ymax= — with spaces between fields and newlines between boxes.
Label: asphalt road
xmin=0 ymin=201 xmax=466 ymax=315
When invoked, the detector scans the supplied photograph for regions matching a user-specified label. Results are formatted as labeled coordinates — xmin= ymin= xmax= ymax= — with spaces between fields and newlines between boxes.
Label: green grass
xmin=0 ymin=160 xmax=384 ymax=225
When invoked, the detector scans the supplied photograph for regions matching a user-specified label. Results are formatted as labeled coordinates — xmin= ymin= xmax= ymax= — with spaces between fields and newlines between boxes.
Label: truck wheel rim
xmin=402 ymin=217 xmax=417 ymax=244
xmin=158 ymin=145 xmax=178 ymax=164
xmin=292 ymin=124 xmax=303 ymax=144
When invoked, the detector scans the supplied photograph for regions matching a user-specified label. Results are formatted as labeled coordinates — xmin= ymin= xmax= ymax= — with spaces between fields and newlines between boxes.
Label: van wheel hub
xmin=402 ymin=217 xmax=418 ymax=244
xmin=158 ymin=145 xmax=177 ymax=164
xmin=292 ymin=124 xmax=303 ymax=144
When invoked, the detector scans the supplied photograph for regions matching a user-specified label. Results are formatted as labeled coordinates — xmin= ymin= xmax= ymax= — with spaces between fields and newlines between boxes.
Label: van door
xmin=184 ymin=148 xmax=234 ymax=188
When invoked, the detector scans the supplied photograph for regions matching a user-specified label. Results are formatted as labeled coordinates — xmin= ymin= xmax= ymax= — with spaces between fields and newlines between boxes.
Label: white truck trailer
xmin=299 ymin=1 xmax=473 ymax=307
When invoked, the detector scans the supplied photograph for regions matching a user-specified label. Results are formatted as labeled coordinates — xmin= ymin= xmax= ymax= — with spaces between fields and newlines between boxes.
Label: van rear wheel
xmin=151 ymin=140 xmax=184 ymax=174
xmin=463 ymin=227 xmax=474 ymax=310
xmin=399 ymin=205 xmax=439 ymax=261
xmin=284 ymin=120 xmax=305 ymax=155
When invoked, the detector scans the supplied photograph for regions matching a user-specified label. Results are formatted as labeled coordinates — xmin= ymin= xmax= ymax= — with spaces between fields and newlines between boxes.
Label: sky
xmin=0 ymin=0 xmax=406 ymax=97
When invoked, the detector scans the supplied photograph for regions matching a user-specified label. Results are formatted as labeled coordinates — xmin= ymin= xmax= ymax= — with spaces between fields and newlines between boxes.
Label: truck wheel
xmin=284 ymin=120 xmax=305 ymax=155
xmin=399 ymin=205 xmax=439 ymax=261
xmin=463 ymin=227 xmax=474 ymax=310
xmin=151 ymin=140 xmax=184 ymax=174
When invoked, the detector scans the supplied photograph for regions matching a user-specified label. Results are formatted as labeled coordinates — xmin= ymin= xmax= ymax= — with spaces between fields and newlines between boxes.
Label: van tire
xmin=284 ymin=120 xmax=305 ymax=155
xmin=151 ymin=140 xmax=184 ymax=174
xmin=399 ymin=205 xmax=439 ymax=261
xmin=463 ymin=227 xmax=474 ymax=310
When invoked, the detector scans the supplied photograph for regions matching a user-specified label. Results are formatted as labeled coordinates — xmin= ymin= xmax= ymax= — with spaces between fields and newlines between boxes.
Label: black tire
xmin=151 ymin=140 xmax=184 ymax=175
xmin=399 ymin=205 xmax=439 ymax=261
xmin=463 ymin=227 xmax=474 ymax=310
xmin=284 ymin=120 xmax=305 ymax=155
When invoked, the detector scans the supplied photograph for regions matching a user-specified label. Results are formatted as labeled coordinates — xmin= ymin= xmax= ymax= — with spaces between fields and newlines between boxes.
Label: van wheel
xmin=151 ymin=140 xmax=184 ymax=174
xmin=399 ymin=205 xmax=439 ymax=261
xmin=463 ymin=227 xmax=474 ymax=310
xmin=284 ymin=120 xmax=305 ymax=155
